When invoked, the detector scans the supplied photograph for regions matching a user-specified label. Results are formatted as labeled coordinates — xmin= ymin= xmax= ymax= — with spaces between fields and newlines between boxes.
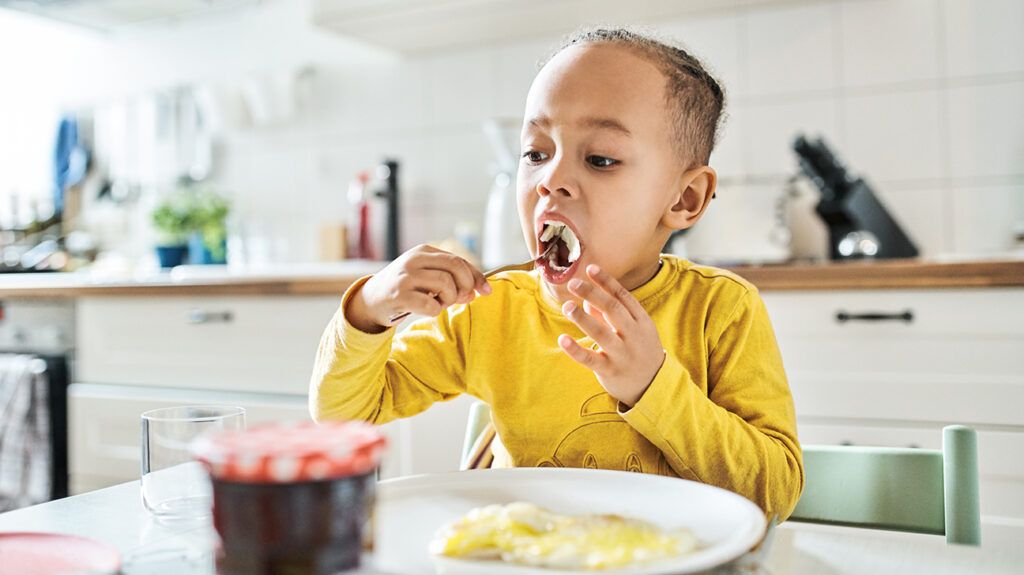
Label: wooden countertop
xmin=727 ymin=258 xmax=1024 ymax=291
xmin=0 ymin=258 xmax=1022 ymax=298
xmin=0 ymin=262 xmax=385 ymax=298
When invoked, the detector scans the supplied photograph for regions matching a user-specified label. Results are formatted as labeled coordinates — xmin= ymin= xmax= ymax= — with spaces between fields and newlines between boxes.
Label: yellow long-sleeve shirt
xmin=310 ymin=255 xmax=803 ymax=519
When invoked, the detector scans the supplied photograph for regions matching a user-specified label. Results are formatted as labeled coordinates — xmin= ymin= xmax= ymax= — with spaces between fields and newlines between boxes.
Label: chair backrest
xmin=791 ymin=425 xmax=980 ymax=545
xmin=460 ymin=401 xmax=493 ymax=470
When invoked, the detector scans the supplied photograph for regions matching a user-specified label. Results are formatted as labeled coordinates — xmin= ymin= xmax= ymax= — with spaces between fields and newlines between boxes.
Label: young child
xmin=310 ymin=28 xmax=803 ymax=519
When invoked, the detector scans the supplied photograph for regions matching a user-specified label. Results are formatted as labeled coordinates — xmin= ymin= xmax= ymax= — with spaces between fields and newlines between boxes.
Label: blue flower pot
xmin=188 ymin=233 xmax=227 ymax=265
xmin=155 ymin=245 xmax=189 ymax=268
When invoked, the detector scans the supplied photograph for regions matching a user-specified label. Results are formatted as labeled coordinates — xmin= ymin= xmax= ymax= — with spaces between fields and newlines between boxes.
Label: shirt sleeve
xmin=620 ymin=288 xmax=804 ymax=520
xmin=309 ymin=275 xmax=471 ymax=425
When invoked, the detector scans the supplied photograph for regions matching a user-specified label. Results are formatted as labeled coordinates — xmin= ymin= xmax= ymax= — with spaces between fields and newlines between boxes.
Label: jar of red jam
xmin=191 ymin=420 xmax=387 ymax=574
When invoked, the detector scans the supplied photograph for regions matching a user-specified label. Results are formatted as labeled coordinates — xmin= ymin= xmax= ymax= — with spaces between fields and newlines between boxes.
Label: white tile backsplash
xmin=944 ymin=0 xmax=1024 ymax=78
xmin=742 ymin=98 xmax=839 ymax=177
xmin=494 ymin=36 xmax=560 ymax=119
xmin=711 ymin=103 xmax=746 ymax=179
xmin=840 ymin=0 xmax=942 ymax=87
xmin=743 ymin=3 xmax=840 ymax=97
xmin=658 ymin=13 xmax=744 ymax=97
xmin=842 ymin=89 xmax=946 ymax=182
xmin=951 ymin=185 xmax=1024 ymax=254
xmin=685 ymin=183 xmax=792 ymax=264
xmin=947 ymin=80 xmax=1024 ymax=179
xmin=304 ymin=58 xmax=431 ymax=136
xmin=873 ymin=187 xmax=952 ymax=256
xmin=426 ymin=49 xmax=498 ymax=128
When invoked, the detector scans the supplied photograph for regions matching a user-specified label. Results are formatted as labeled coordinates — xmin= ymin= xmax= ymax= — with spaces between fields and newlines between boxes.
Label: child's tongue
xmin=556 ymin=240 xmax=571 ymax=268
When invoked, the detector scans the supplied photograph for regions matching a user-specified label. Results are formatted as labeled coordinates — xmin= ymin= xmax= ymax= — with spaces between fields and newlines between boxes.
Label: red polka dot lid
xmin=191 ymin=420 xmax=387 ymax=483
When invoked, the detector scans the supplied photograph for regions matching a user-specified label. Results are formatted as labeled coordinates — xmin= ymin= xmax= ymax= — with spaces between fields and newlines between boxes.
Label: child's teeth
xmin=559 ymin=227 xmax=580 ymax=263
xmin=540 ymin=223 xmax=560 ymax=242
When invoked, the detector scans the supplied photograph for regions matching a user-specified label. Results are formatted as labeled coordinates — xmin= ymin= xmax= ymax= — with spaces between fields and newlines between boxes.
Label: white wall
xmin=2 ymin=0 xmax=1022 ymax=263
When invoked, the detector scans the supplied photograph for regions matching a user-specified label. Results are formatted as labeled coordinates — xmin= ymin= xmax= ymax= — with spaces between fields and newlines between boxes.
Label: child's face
xmin=517 ymin=43 xmax=690 ymax=303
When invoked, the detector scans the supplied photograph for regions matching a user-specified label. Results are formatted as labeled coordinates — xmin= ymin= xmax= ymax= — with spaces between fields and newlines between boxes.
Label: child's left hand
xmin=558 ymin=264 xmax=666 ymax=408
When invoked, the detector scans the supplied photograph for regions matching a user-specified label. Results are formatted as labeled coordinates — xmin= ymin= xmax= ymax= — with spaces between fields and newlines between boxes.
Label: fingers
xmin=400 ymin=291 xmax=444 ymax=317
xmin=562 ymin=300 xmax=620 ymax=352
xmin=558 ymin=334 xmax=608 ymax=371
xmin=582 ymin=299 xmax=609 ymax=330
xmin=417 ymin=252 xmax=492 ymax=302
xmin=414 ymin=269 xmax=460 ymax=307
xmin=567 ymin=277 xmax=632 ymax=333
xmin=585 ymin=264 xmax=646 ymax=321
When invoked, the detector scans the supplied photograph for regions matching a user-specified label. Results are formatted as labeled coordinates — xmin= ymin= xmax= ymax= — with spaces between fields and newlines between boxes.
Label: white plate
xmin=375 ymin=468 xmax=765 ymax=575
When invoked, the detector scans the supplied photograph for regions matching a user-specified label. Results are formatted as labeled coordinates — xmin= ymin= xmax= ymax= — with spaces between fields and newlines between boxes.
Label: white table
xmin=0 ymin=481 xmax=1020 ymax=575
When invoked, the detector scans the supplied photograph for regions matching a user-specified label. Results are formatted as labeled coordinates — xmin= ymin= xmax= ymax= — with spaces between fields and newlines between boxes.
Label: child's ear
xmin=663 ymin=165 xmax=716 ymax=231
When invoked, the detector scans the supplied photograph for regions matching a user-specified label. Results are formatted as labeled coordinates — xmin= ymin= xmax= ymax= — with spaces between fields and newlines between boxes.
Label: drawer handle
xmin=835 ymin=310 xmax=913 ymax=324
xmin=187 ymin=309 xmax=234 ymax=324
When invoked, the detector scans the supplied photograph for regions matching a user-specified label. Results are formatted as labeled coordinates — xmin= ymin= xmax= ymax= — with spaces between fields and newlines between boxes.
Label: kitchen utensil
xmin=386 ymin=260 xmax=535 ymax=325
xmin=793 ymin=135 xmax=918 ymax=260
xmin=140 ymin=405 xmax=245 ymax=523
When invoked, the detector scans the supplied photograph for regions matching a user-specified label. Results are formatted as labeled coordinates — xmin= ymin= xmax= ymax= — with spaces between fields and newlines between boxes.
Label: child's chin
xmin=539 ymin=268 xmax=581 ymax=305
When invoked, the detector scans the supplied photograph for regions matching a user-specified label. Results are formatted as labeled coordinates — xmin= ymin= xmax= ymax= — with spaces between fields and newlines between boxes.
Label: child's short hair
xmin=543 ymin=27 xmax=725 ymax=168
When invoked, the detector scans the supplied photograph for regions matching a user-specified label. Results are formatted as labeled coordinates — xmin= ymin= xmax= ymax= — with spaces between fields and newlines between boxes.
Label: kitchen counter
xmin=0 ymin=258 xmax=1022 ymax=298
xmin=0 ymin=261 xmax=385 ymax=298
xmin=727 ymin=257 xmax=1024 ymax=291
xmin=0 ymin=479 xmax=1020 ymax=575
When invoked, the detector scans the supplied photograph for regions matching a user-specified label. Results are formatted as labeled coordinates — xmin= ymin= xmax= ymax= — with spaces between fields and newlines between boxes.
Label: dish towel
xmin=53 ymin=114 xmax=89 ymax=216
xmin=0 ymin=354 xmax=51 ymax=512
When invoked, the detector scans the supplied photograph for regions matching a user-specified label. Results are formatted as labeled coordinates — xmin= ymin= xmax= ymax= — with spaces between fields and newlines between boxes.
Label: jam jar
xmin=191 ymin=420 xmax=387 ymax=574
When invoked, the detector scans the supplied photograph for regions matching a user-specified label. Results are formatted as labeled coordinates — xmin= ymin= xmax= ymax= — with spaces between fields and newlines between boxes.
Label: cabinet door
xmin=762 ymin=289 xmax=1024 ymax=426
xmin=76 ymin=296 xmax=343 ymax=395
xmin=68 ymin=384 xmax=407 ymax=494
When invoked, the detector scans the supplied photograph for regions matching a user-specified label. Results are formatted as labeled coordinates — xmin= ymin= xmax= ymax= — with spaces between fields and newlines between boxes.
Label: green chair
xmin=459 ymin=403 xmax=981 ymax=545
xmin=790 ymin=425 xmax=981 ymax=545
xmin=460 ymin=401 xmax=494 ymax=470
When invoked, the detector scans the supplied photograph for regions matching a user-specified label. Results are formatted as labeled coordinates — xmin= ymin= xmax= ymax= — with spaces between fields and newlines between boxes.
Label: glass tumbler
xmin=141 ymin=405 xmax=245 ymax=522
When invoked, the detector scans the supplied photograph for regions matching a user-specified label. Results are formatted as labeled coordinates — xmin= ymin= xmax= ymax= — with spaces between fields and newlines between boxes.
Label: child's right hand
xmin=346 ymin=244 xmax=493 ymax=333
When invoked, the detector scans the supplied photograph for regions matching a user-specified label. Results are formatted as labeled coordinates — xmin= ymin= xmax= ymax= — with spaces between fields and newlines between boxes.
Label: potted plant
xmin=151 ymin=196 xmax=192 ymax=268
xmin=187 ymin=190 xmax=230 ymax=265
xmin=151 ymin=186 xmax=230 ymax=267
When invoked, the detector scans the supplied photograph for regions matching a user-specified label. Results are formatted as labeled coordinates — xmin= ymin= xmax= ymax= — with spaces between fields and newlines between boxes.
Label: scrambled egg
xmin=429 ymin=502 xmax=698 ymax=570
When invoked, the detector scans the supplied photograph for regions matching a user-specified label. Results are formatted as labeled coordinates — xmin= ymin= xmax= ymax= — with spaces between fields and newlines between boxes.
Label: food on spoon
xmin=429 ymin=502 xmax=698 ymax=570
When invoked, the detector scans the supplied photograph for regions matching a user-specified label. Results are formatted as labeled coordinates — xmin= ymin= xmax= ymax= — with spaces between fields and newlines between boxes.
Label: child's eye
xmin=521 ymin=150 xmax=549 ymax=164
xmin=587 ymin=155 xmax=619 ymax=168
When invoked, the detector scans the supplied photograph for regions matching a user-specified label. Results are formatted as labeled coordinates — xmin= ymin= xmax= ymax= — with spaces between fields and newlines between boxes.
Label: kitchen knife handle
xmin=835 ymin=310 xmax=914 ymax=324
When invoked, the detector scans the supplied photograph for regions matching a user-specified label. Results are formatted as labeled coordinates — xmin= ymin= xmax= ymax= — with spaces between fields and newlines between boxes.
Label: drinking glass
xmin=141 ymin=405 xmax=245 ymax=522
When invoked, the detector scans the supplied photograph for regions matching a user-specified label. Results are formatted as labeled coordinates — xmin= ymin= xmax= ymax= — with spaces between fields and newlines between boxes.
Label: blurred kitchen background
xmin=1 ymin=0 xmax=1022 ymax=548
xmin=1 ymin=0 xmax=1021 ymax=270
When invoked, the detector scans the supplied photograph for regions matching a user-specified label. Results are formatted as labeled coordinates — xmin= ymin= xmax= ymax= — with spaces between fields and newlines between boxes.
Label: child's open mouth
xmin=535 ymin=218 xmax=584 ymax=284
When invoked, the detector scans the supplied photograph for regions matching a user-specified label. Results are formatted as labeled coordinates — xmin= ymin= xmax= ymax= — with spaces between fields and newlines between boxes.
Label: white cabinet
xmin=68 ymin=384 xmax=323 ymax=493
xmin=762 ymin=288 xmax=1024 ymax=546
xmin=71 ymin=295 xmax=470 ymax=493
xmin=77 ymin=296 xmax=345 ymax=394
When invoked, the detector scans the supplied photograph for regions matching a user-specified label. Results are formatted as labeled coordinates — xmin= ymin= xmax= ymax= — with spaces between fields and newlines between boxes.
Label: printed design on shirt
xmin=536 ymin=392 xmax=671 ymax=476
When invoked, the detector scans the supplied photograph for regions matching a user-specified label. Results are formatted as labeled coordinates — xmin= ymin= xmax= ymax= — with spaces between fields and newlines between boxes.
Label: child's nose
xmin=537 ymin=162 xmax=579 ymax=199
xmin=537 ymin=183 xmax=573 ymax=198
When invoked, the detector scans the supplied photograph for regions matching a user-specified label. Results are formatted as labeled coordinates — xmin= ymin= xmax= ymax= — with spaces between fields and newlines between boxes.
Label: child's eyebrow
xmin=527 ymin=115 xmax=633 ymax=137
